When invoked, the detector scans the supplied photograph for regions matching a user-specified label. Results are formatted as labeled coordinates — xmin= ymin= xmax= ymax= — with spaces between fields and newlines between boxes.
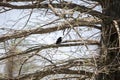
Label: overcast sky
xmin=0 ymin=1 xmax=101 ymax=73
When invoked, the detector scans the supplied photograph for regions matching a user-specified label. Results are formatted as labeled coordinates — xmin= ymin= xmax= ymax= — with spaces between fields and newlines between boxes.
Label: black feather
xmin=56 ymin=37 xmax=62 ymax=44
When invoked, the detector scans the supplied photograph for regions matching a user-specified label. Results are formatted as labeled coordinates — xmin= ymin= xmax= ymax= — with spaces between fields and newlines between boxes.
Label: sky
xmin=0 ymin=0 xmax=101 ymax=59
xmin=0 ymin=0 xmax=101 ymax=74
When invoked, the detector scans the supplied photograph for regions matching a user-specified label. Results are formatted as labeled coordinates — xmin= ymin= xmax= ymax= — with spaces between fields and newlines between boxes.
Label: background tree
xmin=90 ymin=0 xmax=120 ymax=80
xmin=0 ymin=0 xmax=119 ymax=80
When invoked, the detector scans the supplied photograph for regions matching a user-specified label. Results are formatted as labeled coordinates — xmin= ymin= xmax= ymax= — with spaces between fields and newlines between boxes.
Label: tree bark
xmin=95 ymin=0 xmax=120 ymax=80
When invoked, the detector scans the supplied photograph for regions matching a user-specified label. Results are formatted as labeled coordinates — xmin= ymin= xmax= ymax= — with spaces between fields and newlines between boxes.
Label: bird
xmin=56 ymin=37 xmax=62 ymax=44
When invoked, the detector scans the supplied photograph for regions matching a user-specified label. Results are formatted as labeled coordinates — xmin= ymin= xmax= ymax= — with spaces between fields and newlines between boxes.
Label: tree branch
xmin=16 ymin=69 xmax=92 ymax=80
xmin=0 ymin=2 xmax=109 ymax=20
xmin=0 ymin=18 xmax=101 ymax=42
xmin=0 ymin=0 xmax=44 ymax=2
xmin=15 ymin=59 xmax=93 ymax=80
xmin=0 ymin=40 xmax=99 ymax=61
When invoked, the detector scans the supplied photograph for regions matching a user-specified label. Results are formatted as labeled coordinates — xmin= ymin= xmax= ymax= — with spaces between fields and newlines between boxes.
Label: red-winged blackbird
xmin=56 ymin=37 xmax=62 ymax=44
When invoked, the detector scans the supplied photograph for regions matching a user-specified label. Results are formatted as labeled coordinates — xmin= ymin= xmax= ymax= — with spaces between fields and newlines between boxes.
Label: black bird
xmin=56 ymin=37 xmax=62 ymax=44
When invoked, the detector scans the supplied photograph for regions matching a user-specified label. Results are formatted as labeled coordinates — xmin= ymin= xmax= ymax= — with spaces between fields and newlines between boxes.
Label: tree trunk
xmin=5 ymin=52 xmax=14 ymax=79
xmin=96 ymin=0 xmax=120 ymax=80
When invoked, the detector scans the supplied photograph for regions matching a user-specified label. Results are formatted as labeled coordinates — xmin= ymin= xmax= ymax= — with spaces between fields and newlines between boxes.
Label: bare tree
xmin=0 ymin=0 xmax=119 ymax=80
xmin=90 ymin=0 xmax=120 ymax=80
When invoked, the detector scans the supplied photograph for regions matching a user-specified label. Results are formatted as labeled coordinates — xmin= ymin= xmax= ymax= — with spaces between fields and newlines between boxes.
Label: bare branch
xmin=0 ymin=0 xmax=43 ymax=2
xmin=15 ymin=62 xmax=93 ymax=80
xmin=0 ymin=18 xmax=101 ymax=42
xmin=0 ymin=40 xmax=99 ymax=61
xmin=0 ymin=2 xmax=109 ymax=20
xmin=16 ymin=69 xmax=92 ymax=80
